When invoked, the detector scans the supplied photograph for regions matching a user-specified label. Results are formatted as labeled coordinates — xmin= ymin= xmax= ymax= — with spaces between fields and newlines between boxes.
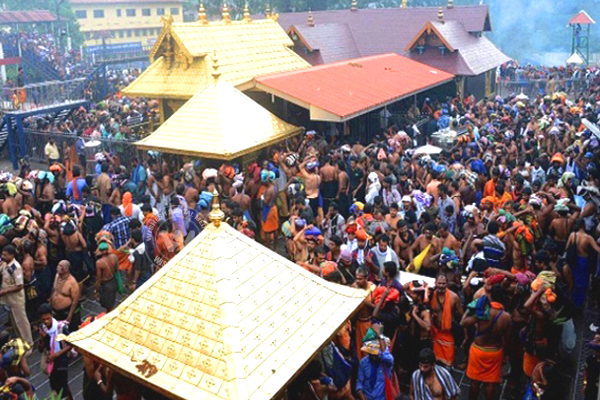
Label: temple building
xmin=276 ymin=0 xmax=510 ymax=98
xmin=67 ymin=196 xmax=367 ymax=400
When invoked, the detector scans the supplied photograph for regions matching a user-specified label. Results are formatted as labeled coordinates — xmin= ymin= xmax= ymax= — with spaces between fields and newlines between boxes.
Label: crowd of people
xmin=0 ymin=64 xmax=598 ymax=400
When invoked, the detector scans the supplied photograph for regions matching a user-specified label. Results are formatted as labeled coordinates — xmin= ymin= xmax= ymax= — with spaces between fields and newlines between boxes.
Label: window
xmin=118 ymin=30 xmax=124 ymax=38
xmin=170 ymin=7 xmax=180 ymax=15
xmin=134 ymin=29 xmax=140 ymax=37
xmin=126 ymin=9 xmax=136 ymax=17
xmin=116 ymin=9 xmax=122 ymax=17
xmin=75 ymin=10 xmax=87 ymax=19
xmin=126 ymin=29 xmax=132 ymax=37
xmin=142 ymin=8 xmax=151 ymax=16
xmin=142 ymin=29 xmax=147 ymax=36
xmin=93 ymin=10 xmax=104 ymax=18
xmin=157 ymin=8 xmax=165 ymax=16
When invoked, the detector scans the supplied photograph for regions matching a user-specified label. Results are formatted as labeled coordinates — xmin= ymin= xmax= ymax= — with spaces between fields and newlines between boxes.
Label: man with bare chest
xmin=260 ymin=170 xmax=278 ymax=250
xmin=61 ymin=223 xmax=88 ymax=285
xmin=50 ymin=261 xmax=80 ymax=332
xmin=319 ymin=156 xmax=338 ymax=213
xmin=408 ymin=223 xmax=442 ymax=277
xmin=410 ymin=348 xmax=460 ymax=400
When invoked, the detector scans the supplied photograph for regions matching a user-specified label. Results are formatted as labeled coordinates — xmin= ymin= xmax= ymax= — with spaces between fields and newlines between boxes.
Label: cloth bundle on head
xmin=368 ymin=172 xmax=379 ymax=184
xmin=0 ymin=214 xmax=12 ymax=235
xmin=412 ymin=190 xmax=431 ymax=216
xmin=197 ymin=191 xmax=214 ymax=210
xmin=373 ymin=286 xmax=400 ymax=305
xmin=95 ymin=230 xmax=114 ymax=247
xmin=557 ymin=171 xmax=575 ymax=188
xmin=349 ymin=202 xmax=364 ymax=215
xmin=467 ymin=295 xmax=491 ymax=320
xmin=306 ymin=161 xmax=319 ymax=171
xmin=260 ymin=169 xmax=275 ymax=182
xmin=340 ymin=246 xmax=353 ymax=263
xmin=0 ymin=172 xmax=12 ymax=182
xmin=221 ymin=165 xmax=235 ymax=180
xmin=202 ymin=168 xmax=218 ymax=181
xmin=553 ymin=198 xmax=570 ymax=212
xmin=51 ymin=200 xmax=67 ymax=215
xmin=304 ymin=226 xmax=322 ymax=239
xmin=551 ymin=152 xmax=565 ymax=164
xmin=285 ymin=153 xmax=299 ymax=167
xmin=355 ymin=229 xmax=368 ymax=241
xmin=94 ymin=152 xmax=106 ymax=162
xmin=528 ymin=194 xmax=543 ymax=207
xmin=361 ymin=337 xmax=391 ymax=355
xmin=3 ymin=183 xmax=16 ymax=197
xmin=232 ymin=174 xmax=244 ymax=189
xmin=37 ymin=171 xmax=55 ymax=184
xmin=440 ymin=248 xmax=459 ymax=271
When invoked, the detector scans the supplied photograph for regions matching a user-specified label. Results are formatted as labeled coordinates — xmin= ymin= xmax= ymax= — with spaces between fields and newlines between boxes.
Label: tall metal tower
xmin=568 ymin=10 xmax=595 ymax=65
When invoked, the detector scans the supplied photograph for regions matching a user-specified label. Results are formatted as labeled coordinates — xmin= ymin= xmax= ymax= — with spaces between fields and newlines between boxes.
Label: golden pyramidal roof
xmin=67 ymin=218 xmax=367 ymax=400
xmin=133 ymin=74 xmax=302 ymax=160
xmin=122 ymin=18 xmax=310 ymax=99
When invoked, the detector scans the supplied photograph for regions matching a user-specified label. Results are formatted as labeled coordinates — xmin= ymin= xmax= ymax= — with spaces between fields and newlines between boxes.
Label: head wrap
xmin=202 ymin=168 xmax=218 ymax=181
xmin=355 ymin=229 xmax=368 ymax=241
xmin=528 ymin=194 xmax=543 ymax=207
xmin=340 ymin=246 xmax=353 ymax=262
xmin=306 ymin=161 xmax=319 ymax=171
xmin=557 ymin=171 xmax=575 ymax=188
xmin=198 ymin=191 xmax=214 ymax=210
xmin=368 ymin=172 xmax=379 ymax=183
xmin=487 ymin=273 xmax=505 ymax=285
xmin=122 ymin=192 xmax=133 ymax=217
xmin=554 ymin=201 xmax=569 ymax=213
xmin=551 ymin=153 xmax=565 ymax=164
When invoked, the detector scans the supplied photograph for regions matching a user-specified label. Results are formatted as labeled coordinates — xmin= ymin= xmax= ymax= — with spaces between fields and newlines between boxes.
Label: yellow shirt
xmin=44 ymin=143 xmax=59 ymax=160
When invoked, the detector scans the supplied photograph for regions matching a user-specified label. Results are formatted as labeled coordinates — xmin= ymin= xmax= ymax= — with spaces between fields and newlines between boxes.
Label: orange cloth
xmin=523 ymin=352 xmax=540 ymax=377
xmin=122 ymin=192 xmax=133 ymax=217
xmin=432 ymin=326 xmax=455 ymax=366
xmin=467 ymin=344 xmax=503 ymax=383
xmin=156 ymin=231 xmax=177 ymax=269
xmin=114 ymin=249 xmax=132 ymax=273
xmin=432 ymin=290 xmax=452 ymax=331
xmin=143 ymin=213 xmax=160 ymax=238
xmin=354 ymin=317 xmax=371 ymax=359
xmin=496 ymin=191 xmax=513 ymax=208
xmin=483 ymin=179 xmax=496 ymax=198
xmin=261 ymin=205 xmax=279 ymax=233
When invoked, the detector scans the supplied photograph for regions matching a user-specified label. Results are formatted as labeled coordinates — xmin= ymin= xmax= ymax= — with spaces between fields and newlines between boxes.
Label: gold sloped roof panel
xmin=122 ymin=19 xmax=310 ymax=99
xmin=133 ymin=78 xmax=302 ymax=160
xmin=67 ymin=222 xmax=367 ymax=400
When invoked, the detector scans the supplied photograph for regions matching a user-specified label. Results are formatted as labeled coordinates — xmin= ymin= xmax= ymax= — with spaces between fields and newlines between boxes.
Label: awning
xmin=135 ymin=76 xmax=303 ymax=160
xmin=0 ymin=10 xmax=56 ymax=24
xmin=253 ymin=53 xmax=454 ymax=122
xmin=67 ymin=201 xmax=367 ymax=400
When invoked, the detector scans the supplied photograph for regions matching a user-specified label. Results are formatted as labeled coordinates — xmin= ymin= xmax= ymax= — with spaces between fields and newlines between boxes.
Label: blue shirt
xmin=356 ymin=349 xmax=394 ymax=400
xmin=66 ymin=178 xmax=88 ymax=205
xmin=103 ymin=216 xmax=131 ymax=249
xmin=171 ymin=207 xmax=187 ymax=237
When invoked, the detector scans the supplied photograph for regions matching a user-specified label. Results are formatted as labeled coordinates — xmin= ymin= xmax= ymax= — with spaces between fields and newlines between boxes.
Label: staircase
xmin=21 ymin=48 xmax=61 ymax=84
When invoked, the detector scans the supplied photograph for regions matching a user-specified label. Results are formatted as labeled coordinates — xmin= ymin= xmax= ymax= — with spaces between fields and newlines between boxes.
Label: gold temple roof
xmin=67 ymin=221 xmax=367 ymax=400
xmin=133 ymin=77 xmax=302 ymax=160
xmin=122 ymin=19 xmax=310 ymax=99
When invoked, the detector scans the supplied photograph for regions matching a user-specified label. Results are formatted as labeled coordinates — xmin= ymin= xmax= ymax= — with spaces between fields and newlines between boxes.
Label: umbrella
xmin=567 ymin=53 xmax=584 ymax=65
xmin=583 ymin=118 xmax=600 ymax=140
xmin=414 ymin=144 xmax=443 ymax=155
xmin=516 ymin=92 xmax=529 ymax=101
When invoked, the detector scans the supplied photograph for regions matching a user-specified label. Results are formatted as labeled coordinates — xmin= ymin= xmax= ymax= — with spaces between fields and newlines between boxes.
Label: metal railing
xmin=497 ymin=77 xmax=591 ymax=98
xmin=0 ymin=78 xmax=86 ymax=112
xmin=86 ymin=45 xmax=152 ymax=66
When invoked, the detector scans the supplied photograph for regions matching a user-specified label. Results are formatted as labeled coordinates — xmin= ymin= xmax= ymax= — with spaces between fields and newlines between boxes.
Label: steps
xmin=21 ymin=49 xmax=61 ymax=84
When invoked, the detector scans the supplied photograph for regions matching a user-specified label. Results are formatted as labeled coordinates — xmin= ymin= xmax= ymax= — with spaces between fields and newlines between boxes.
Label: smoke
xmin=462 ymin=0 xmax=600 ymax=65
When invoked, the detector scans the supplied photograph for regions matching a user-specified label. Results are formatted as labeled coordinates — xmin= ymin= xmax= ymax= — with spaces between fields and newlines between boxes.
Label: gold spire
xmin=307 ymin=9 xmax=314 ymax=26
xmin=401 ymin=0 xmax=407 ymax=8
xmin=351 ymin=0 xmax=357 ymax=11
xmin=161 ymin=13 xmax=174 ymax=27
xmin=222 ymin=2 xmax=231 ymax=23
xmin=211 ymin=51 xmax=221 ymax=80
xmin=208 ymin=189 xmax=224 ymax=227
xmin=447 ymin=0 xmax=453 ymax=8
xmin=244 ymin=2 xmax=252 ymax=22
xmin=266 ymin=3 xmax=271 ymax=18
xmin=198 ymin=1 xmax=207 ymax=24
xmin=437 ymin=6 xmax=444 ymax=23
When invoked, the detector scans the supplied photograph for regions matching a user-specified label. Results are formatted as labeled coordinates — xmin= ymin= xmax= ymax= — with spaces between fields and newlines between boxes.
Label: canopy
xmin=135 ymin=76 xmax=302 ymax=160
xmin=414 ymin=144 xmax=443 ymax=155
xmin=566 ymin=53 xmax=584 ymax=65
xmin=66 ymin=203 xmax=367 ymax=400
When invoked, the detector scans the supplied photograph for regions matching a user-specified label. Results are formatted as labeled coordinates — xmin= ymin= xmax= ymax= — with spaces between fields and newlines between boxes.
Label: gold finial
xmin=266 ymin=3 xmax=271 ymax=18
xmin=198 ymin=2 xmax=208 ymax=24
xmin=401 ymin=0 xmax=407 ymax=8
xmin=307 ymin=9 xmax=314 ymax=26
xmin=244 ymin=2 xmax=252 ymax=22
xmin=161 ymin=14 xmax=174 ymax=27
xmin=437 ymin=6 xmax=444 ymax=23
xmin=209 ymin=190 xmax=224 ymax=227
xmin=211 ymin=51 xmax=221 ymax=80
xmin=447 ymin=0 xmax=453 ymax=8
xmin=351 ymin=0 xmax=357 ymax=11
xmin=222 ymin=2 xmax=231 ymax=23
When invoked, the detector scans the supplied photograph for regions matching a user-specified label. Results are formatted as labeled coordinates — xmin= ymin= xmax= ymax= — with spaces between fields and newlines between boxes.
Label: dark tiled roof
xmin=289 ymin=23 xmax=361 ymax=64
xmin=275 ymin=6 xmax=490 ymax=57
xmin=0 ymin=10 xmax=56 ymax=24
xmin=407 ymin=21 xmax=511 ymax=76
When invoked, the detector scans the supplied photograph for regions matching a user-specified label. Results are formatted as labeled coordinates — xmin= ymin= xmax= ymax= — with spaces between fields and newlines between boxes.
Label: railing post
xmin=15 ymin=115 xmax=27 ymax=162
xmin=6 ymin=116 xmax=18 ymax=170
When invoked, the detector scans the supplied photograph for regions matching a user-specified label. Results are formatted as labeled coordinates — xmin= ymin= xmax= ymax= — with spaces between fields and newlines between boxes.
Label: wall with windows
xmin=70 ymin=0 xmax=183 ymax=48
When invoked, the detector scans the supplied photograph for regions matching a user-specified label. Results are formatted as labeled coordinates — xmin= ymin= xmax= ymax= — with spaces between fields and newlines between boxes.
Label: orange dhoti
xmin=432 ymin=327 xmax=455 ymax=366
xmin=261 ymin=204 xmax=279 ymax=233
xmin=467 ymin=344 xmax=503 ymax=383
xmin=354 ymin=317 xmax=371 ymax=359
xmin=114 ymin=249 xmax=132 ymax=273
xmin=523 ymin=352 xmax=540 ymax=377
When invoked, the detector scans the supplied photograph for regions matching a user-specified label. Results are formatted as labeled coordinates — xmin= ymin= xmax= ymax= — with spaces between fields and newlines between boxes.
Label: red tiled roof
xmin=407 ymin=21 xmax=511 ymax=76
xmin=289 ymin=23 xmax=361 ymax=64
xmin=0 ymin=10 xmax=55 ymax=24
xmin=274 ymin=6 xmax=490 ymax=58
xmin=254 ymin=53 xmax=454 ymax=121
xmin=569 ymin=10 xmax=596 ymax=25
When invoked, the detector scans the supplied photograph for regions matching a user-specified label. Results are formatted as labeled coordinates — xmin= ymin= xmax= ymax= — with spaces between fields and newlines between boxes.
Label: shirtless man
xmin=95 ymin=243 xmax=119 ymax=312
xmin=49 ymin=260 xmax=80 ymax=332
xmin=61 ymin=223 xmax=88 ymax=286
xmin=351 ymin=268 xmax=375 ymax=358
xmin=300 ymin=156 xmax=322 ymax=221
xmin=410 ymin=348 xmax=460 ymax=400
xmin=319 ymin=156 xmax=338 ymax=213
xmin=43 ymin=215 xmax=62 ymax=276
xmin=260 ymin=171 xmax=278 ymax=250
xmin=430 ymin=275 xmax=463 ymax=368
xmin=567 ymin=218 xmax=600 ymax=308
xmin=184 ymin=184 xmax=199 ymax=211
xmin=18 ymin=240 xmax=37 ymax=320
xmin=385 ymin=203 xmax=402 ymax=235
xmin=36 ymin=175 xmax=55 ymax=217
xmin=96 ymin=162 xmax=113 ymax=223
xmin=336 ymin=160 xmax=350 ymax=217
xmin=394 ymin=220 xmax=415 ymax=264
xmin=549 ymin=202 xmax=579 ymax=253
xmin=408 ymin=222 xmax=442 ymax=277
xmin=461 ymin=284 xmax=512 ymax=400
xmin=2 ymin=190 xmax=18 ymax=219
xmin=438 ymin=222 xmax=460 ymax=255
xmin=231 ymin=182 xmax=251 ymax=221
